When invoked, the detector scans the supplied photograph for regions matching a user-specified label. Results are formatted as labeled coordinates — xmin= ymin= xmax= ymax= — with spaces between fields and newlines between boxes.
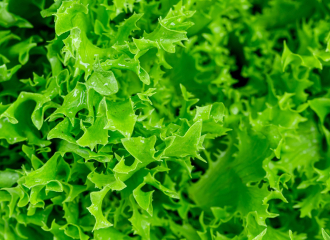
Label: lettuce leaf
xmin=2 ymin=0 xmax=330 ymax=239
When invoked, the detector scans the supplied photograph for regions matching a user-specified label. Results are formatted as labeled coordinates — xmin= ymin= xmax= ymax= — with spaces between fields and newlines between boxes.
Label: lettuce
xmin=1 ymin=0 xmax=330 ymax=239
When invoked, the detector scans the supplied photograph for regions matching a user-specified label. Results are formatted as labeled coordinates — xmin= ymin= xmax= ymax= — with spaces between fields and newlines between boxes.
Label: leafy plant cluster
xmin=2 ymin=0 xmax=330 ymax=239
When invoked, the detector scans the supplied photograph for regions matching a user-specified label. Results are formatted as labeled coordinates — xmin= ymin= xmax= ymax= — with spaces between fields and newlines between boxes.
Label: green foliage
xmin=2 ymin=0 xmax=330 ymax=239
